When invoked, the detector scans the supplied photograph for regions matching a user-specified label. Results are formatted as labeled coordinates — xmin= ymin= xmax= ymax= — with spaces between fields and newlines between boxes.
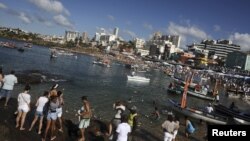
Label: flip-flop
xmin=51 ymin=136 xmax=56 ymax=141
xmin=20 ymin=128 xmax=25 ymax=131
xmin=58 ymin=128 xmax=63 ymax=133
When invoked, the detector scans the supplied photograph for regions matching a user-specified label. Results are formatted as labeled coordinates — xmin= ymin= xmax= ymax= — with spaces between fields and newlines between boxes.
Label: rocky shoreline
xmin=0 ymin=46 xmax=208 ymax=141
xmin=0 ymin=97 xmax=207 ymax=141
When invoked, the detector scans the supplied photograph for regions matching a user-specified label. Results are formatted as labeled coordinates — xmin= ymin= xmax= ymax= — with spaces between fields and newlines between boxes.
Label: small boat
xmin=93 ymin=61 xmax=111 ymax=68
xmin=169 ymin=99 xmax=228 ymax=124
xmin=169 ymin=73 xmax=227 ymax=125
xmin=186 ymin=90 xmax=215 ymax=101
xmin=24 ymin=43 xmax=32 ymax=48
xmin=127 ymin=75 xmax=150 ymax=83
xmin=172 ymin=83 xmax=215 ymax=101
xmin=214 ymin=104 xmax=250 ymax=125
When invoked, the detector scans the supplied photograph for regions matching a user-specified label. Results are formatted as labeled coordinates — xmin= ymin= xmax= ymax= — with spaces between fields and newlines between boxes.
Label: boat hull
xmin=214 ymin=104 xmax=250 ymax=125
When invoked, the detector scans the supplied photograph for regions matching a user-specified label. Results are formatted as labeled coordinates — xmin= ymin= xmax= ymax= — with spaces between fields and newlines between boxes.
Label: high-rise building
xmin=188 ymin=40 xmax=241 ymax=59
xmin=82 ymin=32 xmax=88 ymax=43
xmin=113 ymin=27 xmax=119 ymax=38
xmin=226 ymin=51 xmax=250 ymax=70
xmin=65 ymin=30 xmax=80 ymax=42
xmin=134 ymin=38 xmax=145 ymax=48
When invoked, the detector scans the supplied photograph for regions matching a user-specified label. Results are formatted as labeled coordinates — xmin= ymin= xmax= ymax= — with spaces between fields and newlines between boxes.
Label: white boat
xmin=127 ymin=75 xmax=150 ymax=83
xmin=93 ymin=61 xmax=111 ymax=68
xmin=178 ymin=86 xmax=215 ymax=101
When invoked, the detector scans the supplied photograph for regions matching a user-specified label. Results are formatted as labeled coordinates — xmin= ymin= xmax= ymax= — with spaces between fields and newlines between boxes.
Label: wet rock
xmin=16 ymin=73 xmax=44 ymax=84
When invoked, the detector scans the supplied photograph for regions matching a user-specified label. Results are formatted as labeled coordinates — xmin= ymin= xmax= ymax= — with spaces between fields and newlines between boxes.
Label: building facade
xmin=65 ymin=31 xmax=80 ymax=42
xmin=226 ymin=51 xmax=250 ymax=70
xmin=113 ymin=27 xmax=119 ymax=38
xmin=134 ymin=38 xmax=145 ymax=48
xmin=189 ymin=40 xmax=241 ymax=59
xmin=82 ymin=32 xmax=88 ymax=43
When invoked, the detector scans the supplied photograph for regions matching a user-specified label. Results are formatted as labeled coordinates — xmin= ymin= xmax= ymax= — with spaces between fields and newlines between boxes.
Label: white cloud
xmin=167 ymin=22 xmax=209 ymax=48
xmin=0 ymin=2 xmax=7 ymax=9
xmin=19 ymin=12 xmax=32 ymax=24
xmin=213 ymin=25 xmax=221 ymax=32
xmin=29 ymin=0 xmax=70 ymax=15
xmin=143 ymin=23 xmax=153 ymax=30
xmin=229 ymin=33 xmax=250 ymax=51
xmin=5 ymin=8 xmax=32 ymax=24
xmin=53 ymin=14 xmax=73 ymax=29
xmin=107 ymin=15 xmax=114 ymax=21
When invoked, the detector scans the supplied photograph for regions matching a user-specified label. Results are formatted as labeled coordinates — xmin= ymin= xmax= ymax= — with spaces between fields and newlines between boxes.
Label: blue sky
xmin=1 ymin=0 xmax=250 ymax=50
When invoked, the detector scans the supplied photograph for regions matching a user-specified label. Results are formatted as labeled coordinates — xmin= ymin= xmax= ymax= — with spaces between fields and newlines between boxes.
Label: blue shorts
xmin=36 ymin=111 xmax=44 ymax=117
xmin=0 ymin=89 xmax=12 ymax=99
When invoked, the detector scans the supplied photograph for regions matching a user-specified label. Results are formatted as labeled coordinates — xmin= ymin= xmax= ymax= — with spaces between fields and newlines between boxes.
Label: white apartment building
xmin=134 ymin=38 xmax=145 ymax=48
xmin=136 ymin=48 xmax=149 ymax=56
xmin=82 ymin=32 xmax=88 ymax=43
xmin=189 ymin=40 xmax=241 ymax=59
xmin=65 ymin=30 xmax=80 ymax=42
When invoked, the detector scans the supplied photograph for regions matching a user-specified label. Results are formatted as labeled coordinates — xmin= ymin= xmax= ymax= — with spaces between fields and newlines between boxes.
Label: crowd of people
xmin=0 ymin=68 xmax=202 ymax=141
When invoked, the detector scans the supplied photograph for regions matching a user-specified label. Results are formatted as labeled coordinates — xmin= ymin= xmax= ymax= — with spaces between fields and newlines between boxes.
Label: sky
xmin=1 ymin=0 xmax=250 ymax=50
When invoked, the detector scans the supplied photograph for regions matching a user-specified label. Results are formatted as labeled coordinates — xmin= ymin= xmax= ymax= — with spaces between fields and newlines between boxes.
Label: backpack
xmin=43 ymin=100 xmax=50 ymax=116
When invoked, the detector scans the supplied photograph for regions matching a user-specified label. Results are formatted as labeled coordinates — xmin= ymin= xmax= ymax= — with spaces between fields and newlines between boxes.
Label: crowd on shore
xmin=0 ymin=65 xmax=205 ymax=141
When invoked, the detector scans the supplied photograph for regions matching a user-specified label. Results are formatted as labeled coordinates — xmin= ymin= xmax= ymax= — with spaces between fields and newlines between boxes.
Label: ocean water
xmin=0 ymin=38 xmax=173 ymax=121
xmin=1 ymin=38 xmax=249 ymax=139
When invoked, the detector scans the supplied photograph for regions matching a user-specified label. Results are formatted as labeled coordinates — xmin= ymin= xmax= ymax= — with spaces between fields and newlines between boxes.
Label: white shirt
xmin=18 ymin=92 xmax=31 ymax=107
xmin=2 ymin=74 xmax=18 ymax=90
xmin=216 ymin=95 xmax=220 ymax=101
xmin=115 ymin=105 xmax=126 ymax=119
xmin=36 ymin=96 xmax=49 ymax=112
xmin=116 ymin=123 xmax=131 ymax=141
xmin=206 ymin=106 xmax=213 ymax=113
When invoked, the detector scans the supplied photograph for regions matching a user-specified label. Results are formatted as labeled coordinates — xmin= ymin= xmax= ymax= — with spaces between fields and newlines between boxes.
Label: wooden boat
xmin=175 ymin=85 xmax=215 ymax=101
xmin=186 ymin=90 xmax=215 ymax=101
xmin=169 ymin=99 xmax=227 ymax=124
xmin=169 ymin=73 xmax=227 ymax=124
xmin=214 ymin=104 xmax=250 ymax=125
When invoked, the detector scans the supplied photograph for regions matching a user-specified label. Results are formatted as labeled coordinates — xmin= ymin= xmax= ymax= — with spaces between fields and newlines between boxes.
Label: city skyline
xmin=0 ymin=0 xmax=250 ymax=50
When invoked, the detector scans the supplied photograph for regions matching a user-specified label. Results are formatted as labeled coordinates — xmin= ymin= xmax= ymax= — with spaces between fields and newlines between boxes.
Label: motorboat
xmin=127 ymin=75 xmax=150 ymax=83
xmin=93 ymin=60 xmax=111 ymax=68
